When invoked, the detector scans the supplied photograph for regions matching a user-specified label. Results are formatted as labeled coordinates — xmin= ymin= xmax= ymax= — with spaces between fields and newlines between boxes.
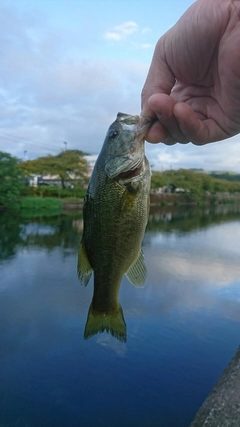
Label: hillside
xmin=151 ymin=169 xmax=240 ymax=196
xmin=210 ymin=171 xmax=240 ymax=182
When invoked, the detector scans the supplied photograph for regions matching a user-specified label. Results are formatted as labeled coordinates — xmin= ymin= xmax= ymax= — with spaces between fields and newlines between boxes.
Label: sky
xmin=1 ymin=0 xmax=240 ymax=172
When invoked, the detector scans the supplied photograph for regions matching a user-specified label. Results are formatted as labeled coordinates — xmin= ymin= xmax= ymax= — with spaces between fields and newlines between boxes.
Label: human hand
xmin=141 ymin=0 xmax=240 ymax=145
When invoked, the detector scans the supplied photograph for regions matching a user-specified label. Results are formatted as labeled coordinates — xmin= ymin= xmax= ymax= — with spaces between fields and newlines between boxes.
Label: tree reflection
xmin=0 ymin=205 xmax=240 ymax=345
xmin=20 ymin=215 xmax=82 ymax=252
xmin=0 ymin=206 xmax=239 ymax=264
xmin=0 ymin=212 xmax=83 ymax=262
xmin=147 ymin=205 xmax=240 ymax=234
xmin=0 ymin=211 xmax=23 ymax=261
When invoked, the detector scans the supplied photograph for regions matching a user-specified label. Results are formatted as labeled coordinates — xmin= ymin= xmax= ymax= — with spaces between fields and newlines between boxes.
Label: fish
xmin=77 ymin=112 xmax=152 ymax=342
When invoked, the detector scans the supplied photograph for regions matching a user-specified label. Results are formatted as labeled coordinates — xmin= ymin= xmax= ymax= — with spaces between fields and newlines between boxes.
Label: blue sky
xmin=1 ymin=0 xmax=240 ymax=172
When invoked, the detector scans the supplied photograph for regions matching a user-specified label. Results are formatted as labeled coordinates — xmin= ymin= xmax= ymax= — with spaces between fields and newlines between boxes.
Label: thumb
xmin=141 ymin=38 xmax=175 ymax=117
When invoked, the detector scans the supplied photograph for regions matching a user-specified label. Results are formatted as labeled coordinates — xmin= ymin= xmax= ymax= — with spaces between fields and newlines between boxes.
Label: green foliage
xmin=20 ymin=197 xmax=62 ymax=217
xmin=147 ymin=205 xmax=240 ymax=234
xmin=150 ymin=171 xmax=166 ymax=189
xmin=151 ymin=169 xmax=240 ymax=198
xmin=210 ymin=171 xmax=240 ymax=182
xmin=18 ymin=149 xmax=89 ymax=188
xmin=0 ymin=151 xmax=26 ymax=208
xmin=20 ymin=185 xmax=86 ymax=199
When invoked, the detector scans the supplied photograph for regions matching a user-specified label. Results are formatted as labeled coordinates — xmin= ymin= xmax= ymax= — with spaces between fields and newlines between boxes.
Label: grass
xmin=21 ymin=185 xmax=86 ymax=199
xmin=20 ymin=197 xmax=62 ymax=217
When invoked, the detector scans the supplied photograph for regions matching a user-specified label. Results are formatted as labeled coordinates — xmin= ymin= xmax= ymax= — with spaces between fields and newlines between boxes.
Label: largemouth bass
xmin=77 ymin=112 xmax=151 ymax=342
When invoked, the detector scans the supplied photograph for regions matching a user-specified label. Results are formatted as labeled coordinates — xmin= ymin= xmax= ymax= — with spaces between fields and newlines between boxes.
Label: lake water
xmin=1 ymin=205 xmax=240 ymax=427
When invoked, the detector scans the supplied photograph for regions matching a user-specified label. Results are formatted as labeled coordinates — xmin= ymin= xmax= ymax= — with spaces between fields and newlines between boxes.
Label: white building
xmin=84 ymin=154 xmax=98 ymax=175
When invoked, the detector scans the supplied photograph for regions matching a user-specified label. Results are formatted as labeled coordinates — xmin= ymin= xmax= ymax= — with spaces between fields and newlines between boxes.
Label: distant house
xmin=175 ymin=187 xmax=187 ymax=194
xmin=150 ymin=187 xmax=164 ymax=194
xmin=39 ymin=174 xmax=63 ymax=187
xmin=27 ymin=174 xmax=42 ymax=187
xmin=150 ymin=185 xmax=190 ymax=195
xmin=84 ymin=154 xmax=98 ymax=176
xmin=27 ymin=174 xmax=73 ymax=188
xmin=164 ymin=184 xmax=176 ymax=193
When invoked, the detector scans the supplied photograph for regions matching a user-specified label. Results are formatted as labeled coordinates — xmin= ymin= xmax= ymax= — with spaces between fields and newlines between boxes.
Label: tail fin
xmin=84 ymin=303 xmax=127 ymax=343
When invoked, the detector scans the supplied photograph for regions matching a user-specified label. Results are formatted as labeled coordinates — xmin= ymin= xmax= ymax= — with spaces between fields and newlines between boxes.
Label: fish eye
xmin=108 ymin=130 xmax=119 ymax=140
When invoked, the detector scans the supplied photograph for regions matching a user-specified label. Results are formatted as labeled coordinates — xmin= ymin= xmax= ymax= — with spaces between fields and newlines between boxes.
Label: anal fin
xmin=125 ymin=249 xmax=147 ymax=287
xmin=77 ymin=241 xmax=92 ymax=286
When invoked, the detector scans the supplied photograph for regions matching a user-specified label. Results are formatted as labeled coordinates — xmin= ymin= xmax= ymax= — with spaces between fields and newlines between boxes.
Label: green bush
xmin=20 ymin=186 xmax=86 ymax=199
xmin=20 ymin=197 xmax=62 ymax=215
xmin=0 ymin=152 xmax=26 ymax=208
xmin=151 ymin=169 xmax=240 ymax=195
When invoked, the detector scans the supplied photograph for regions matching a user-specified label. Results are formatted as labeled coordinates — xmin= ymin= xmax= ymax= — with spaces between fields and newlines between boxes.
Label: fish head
xmin=102 ymin=113 xmax=152 ymax=182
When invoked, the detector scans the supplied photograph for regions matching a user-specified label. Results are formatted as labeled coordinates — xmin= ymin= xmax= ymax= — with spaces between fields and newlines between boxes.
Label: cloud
xmin=142 ymin=27 xmax=151 ymax=34
xmin=141 ymin=43 xmax=153 ymax=49
xmin=0 ymin=56 xmax=148 ymax=159
xmin=0 ymin=3 xmax=239 ymax=173
xmin=146 ymin=135 xmax=240 ymax=173
xmin=0 ymin=7 xmax=149 ymax=159
xmin=104 ymin=21 xmax=138 ymax=41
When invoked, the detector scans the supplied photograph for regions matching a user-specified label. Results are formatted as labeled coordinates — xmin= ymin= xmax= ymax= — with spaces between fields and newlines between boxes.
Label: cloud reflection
xmin=141 ymin=221 xmax=240 ymax=326
xmin=0 ymin=211 xmax=240 ymax=356
xmin=96 ymin=334 xmax=127 ymax=356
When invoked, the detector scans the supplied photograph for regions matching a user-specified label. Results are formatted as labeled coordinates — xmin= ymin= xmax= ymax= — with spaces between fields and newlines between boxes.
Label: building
xmin=84 ymin=154 xmax=98 ymax=176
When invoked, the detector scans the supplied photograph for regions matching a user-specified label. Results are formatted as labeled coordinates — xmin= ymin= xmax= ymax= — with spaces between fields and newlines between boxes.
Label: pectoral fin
xmin=125 ymin=249 xmax=147 ymax=287
xmin=77 ymin=241 xmax=92 ymax=286
xmin=84 ymin=303 xmax=126 ymax=343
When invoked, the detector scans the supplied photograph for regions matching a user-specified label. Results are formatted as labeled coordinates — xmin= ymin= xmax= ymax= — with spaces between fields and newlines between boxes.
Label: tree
xmin=150 ymin=168 xmax=240 ymax=197
xmin=0 ymin=152 xmax=25 ymax=208
xmin=19 ymin=150 xmax=89 ymax=189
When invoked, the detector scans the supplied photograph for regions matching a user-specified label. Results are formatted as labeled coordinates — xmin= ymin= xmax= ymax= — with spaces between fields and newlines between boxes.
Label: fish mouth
xmin=117 ymin=113 xmax=153 ymax=137
xmin=116 ymin=159 xmax=143 ymax=181
xmin=117 ymin=164 xmax=142 ymax=180
xmin=117 ymin=113 xmax=139 ymax=124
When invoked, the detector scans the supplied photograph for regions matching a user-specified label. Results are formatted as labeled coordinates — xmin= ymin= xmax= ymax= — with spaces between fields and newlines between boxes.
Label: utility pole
xmin=63 ymin=141 xmax=67 ymax=151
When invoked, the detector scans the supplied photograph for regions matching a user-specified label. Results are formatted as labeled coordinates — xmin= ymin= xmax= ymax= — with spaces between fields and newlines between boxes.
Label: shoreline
xmin=61 ymin=192 xmax=240 ymax=211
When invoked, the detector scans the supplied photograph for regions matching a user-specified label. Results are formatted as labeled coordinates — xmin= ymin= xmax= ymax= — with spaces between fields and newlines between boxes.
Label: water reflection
xmin=79 ymin=204 xmax=240 ymax=343
xmin=1 ymin=205 xmax=239 ymax=263
xmin=148 ymin=204 xmax=240 ymax=233
xmin=0 ymin=211 xmax=83 ymax=263
xmin=0 ymin=211 xmax=23 ymax=261
xmin=0 ymin=206 xmax=240 ymax=427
